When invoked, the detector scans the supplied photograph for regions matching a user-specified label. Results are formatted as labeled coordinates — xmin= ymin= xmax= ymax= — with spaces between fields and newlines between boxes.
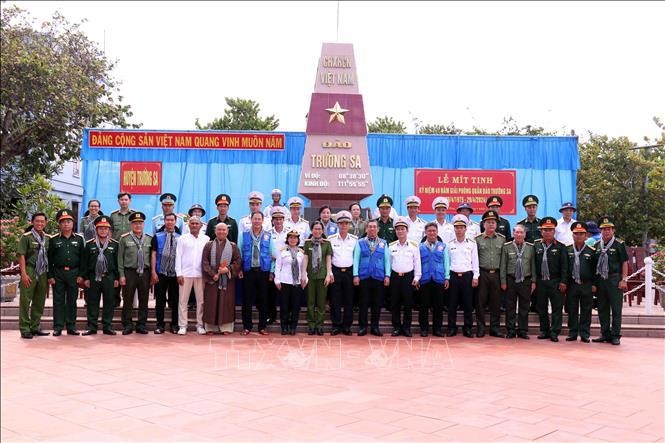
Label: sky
xmin=8 ymin=1 xmax=665 ymax=142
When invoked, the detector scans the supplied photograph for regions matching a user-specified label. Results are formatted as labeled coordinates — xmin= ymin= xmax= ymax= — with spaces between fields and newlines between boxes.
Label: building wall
xmin=50 ymin=159 xmax=83 ymax=228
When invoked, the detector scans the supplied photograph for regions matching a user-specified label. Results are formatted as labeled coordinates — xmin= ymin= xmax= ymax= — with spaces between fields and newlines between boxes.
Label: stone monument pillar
xmin=298 ymin=43 xmax=373 ymax=210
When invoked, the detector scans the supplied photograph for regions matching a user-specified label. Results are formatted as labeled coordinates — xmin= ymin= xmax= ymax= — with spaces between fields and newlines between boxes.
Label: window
xmin=72 ymin=159 xmax=81 ymax=178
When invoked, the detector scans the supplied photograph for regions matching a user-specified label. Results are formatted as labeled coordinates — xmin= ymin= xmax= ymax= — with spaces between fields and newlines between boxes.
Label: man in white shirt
xmin=175 ymin=216 xmax=209 ymax=335
xmin=388 ymin=217 xmax=422 ymax=337
xmin=555 ymin=202 xmax=576 ymax=246
xmin=405 ymin=195 xmax=426 ymax=243
xmin=433 ymin=196 xmax=455 ymax=243
xmin=284 ymin=196 xmax=310 ymax=246
xmin=239 ymin=191 xmax=271 ymax=232
xmin=446 ymin=214 xmax=479 ymax=338
xmin=267 ymin=206 xmax=288 ymax=324
xmin=263 ymin=188 xmax=286 ymax=219
xmin=456 ymin=202 xmax=480 ymax=240
xmin=328 ymin=211 xmax=358 ymax=336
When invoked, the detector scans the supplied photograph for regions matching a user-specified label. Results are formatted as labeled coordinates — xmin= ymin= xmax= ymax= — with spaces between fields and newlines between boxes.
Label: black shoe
xmin=433 ymin=329 xmax=444 ymax=337
xmin=358 ymin=328 xmax=367 ymax=336
xmin=370 ymin=327 xmax=383 ymax=337
xmin=170 ymin=328 xmax=179 ymax=334
xmin=446 ymin=329 xmax=457 ymax=337
xmin=611 ymin=337 xmax=621 ymax=345
xmin=122 ymin=328 xmax=133 ymax=335
xmin=331 ymin=328 xmax=341 ymax=336
xmin=420 ymin=330 xmax=428 ymax=337
xmin=490 ymin=331 xmax=505 ymax=338
xmin=103 ymin=329 xmax=116 ymax=335
xmin=500 ymin=306 xmax=506 ymax=312
xmin=506 ymin=331 xmax=516 ymax=339
xmin=82 ymin=330 xmax=97 ymax=336
xmin=537 ymin=334 xmax=550 ymax=339
xmin=342 ymin=329 xmax=352 ymax=336
xmin=136 ymin=329 xmax=148 ymax=335
xmin=476 ymin=329 xmax=485 ymax=338
xmin=403 ymin=329 xmax=412 ymax=338
xmin=289 ymin=329 xmax=296 ymax=336
xmin=517 ymin=332 xmax=530 ymax=340
xmin=267 ymin=318 xmax=274 ymax=325
xmin=565 ymin=336 xmax=577 ymax=341
xmin=316 ymin=328 xmax=324 ymax=336
xmin=154 ymin=327 xmax=164 ymax=335
xmin=281 ymin=329 xmax=288 ymax=335
xmin=463 ymin=330 xmax=473 ymax=338
xmin=550 ymin=336 xmax=559 ymax=342
xmin=307 ymin=328 xmax=315 ymax=336
xmin=581 ymin=337 xmax=590 ymax=343
xmin=31 ymin=330 xmax=50 ymax=336
xmin=592 ymin=336 xmax=609 ymax=343
xmin=20 ymin=331 xmax=33 ymax=339
xmin=67 ymin=329 xmax=80 ymax=336
xmin=52 ymin=330 xmax=62 ymax=336
xmin=391 ymin=329 xmax=401 ymax=337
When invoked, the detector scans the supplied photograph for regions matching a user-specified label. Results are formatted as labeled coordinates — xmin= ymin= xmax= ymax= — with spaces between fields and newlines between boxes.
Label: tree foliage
xmin=416 ymin=116 xmax=555 ymax=136
xmin=0 ymin=6 xmax=137 ymax=216
xmin=367 ymin=116 xmax=406 ymax=134
xmin=195 ymin=97 xmax=279 ymax=131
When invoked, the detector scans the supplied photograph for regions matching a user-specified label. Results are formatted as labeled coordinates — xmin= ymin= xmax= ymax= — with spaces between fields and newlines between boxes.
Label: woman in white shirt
xmin=274 ymin=229 xmax=307 ymax=335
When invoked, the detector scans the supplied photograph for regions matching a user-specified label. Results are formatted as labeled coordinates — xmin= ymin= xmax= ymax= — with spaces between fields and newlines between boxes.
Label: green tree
xmin=367 ymin=116 xmax=406 ymax=134
xmin=418 ymin=123 xmax=463 ymax=135
xmin=0 ymin=6 xmax=137 ymax=216
xmin=195 ymin=97 xmax=279 ymax=131
xmin=576 ymin=130 xmax=665 ymax=247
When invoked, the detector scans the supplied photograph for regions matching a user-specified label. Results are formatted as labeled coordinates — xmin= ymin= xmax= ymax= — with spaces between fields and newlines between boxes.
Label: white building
xmin=50 ymin=158 xmax=83 ymax=227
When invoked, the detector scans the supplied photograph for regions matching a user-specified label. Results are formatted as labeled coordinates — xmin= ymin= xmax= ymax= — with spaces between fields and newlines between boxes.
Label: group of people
xmin=17 ymin=188 xmax=628 ymax=345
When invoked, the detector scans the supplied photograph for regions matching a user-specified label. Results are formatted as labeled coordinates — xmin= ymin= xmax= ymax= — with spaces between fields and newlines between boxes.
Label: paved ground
xmin=1 ymin=331 xmax=663 ymax=442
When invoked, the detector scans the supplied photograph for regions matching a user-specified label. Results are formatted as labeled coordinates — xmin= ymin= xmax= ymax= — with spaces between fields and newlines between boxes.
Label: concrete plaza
xmin=1 ymin=330 xmax=663 ymax=442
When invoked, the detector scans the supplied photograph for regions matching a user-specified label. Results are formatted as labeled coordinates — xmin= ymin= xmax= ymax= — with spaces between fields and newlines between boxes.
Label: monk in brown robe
xmin=202 ymin=223 xmax=241 ymax=334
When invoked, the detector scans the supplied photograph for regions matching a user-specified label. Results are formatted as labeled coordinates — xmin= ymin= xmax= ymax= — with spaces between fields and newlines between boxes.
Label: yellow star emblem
xmin=325 ymin=101 xmax=349 ymax=124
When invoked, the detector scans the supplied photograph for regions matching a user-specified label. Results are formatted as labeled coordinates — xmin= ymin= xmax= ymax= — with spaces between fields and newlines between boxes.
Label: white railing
xmin=624 ymin=257 xmax=664 ymax=314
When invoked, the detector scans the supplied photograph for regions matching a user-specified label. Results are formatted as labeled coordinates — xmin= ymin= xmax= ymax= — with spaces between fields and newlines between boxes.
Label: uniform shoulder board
xmin=86 ymin=238 xmax=96 ymax=244
xmin=110 ymin=238 xmax=120 ymax=244
xmin=328 ymin=233 xmax=339 ymax=239
xmin=534 ymin=239 xmax=543 ymax=243
xmin=587 ymin=245 xmax=596 ymax=251
xmin=22 ymin=231 xmax=33 ymax=236
xmin=474 ymin=234 xmax=483 ymax=240
xmin=526 ymin=241 xmax=534 ymax=246
xmin=301 ymin=217 xmax=309 ymax=224
xmin=408 ymin=240 xmax=419 ymax=247
xmin=389 ymin=240 xmax=398 ymax=246
xmin=496 ymin=233 xmax=506 ymax=238
xmin=46 ymin=233 xmax=55 ymax=239
xmin=616 ymin=238 xmax=624 ymax=244
xmin=74 ymin=233 xmax=85 ymax=239
xmin=467 ymin=238 xmax=476 ymax=243
xmin=110 ymin=209 xmax=120 ymax=215
xmin=349 ymin=233 xmax=358 ymax=239
xmin=504 ymin=241 xmax=512 ymax=245
xmin=120 ymin=232 xmax=131 ymax=238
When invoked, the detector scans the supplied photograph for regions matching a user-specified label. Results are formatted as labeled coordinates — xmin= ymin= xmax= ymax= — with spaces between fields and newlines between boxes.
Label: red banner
xmin=89 ymin=130 xmax=285 ymax=150
xmin=415 ymin=169 xmax=516 ymax=215
xmin=120 ymin=162 xmax=162 ymax=195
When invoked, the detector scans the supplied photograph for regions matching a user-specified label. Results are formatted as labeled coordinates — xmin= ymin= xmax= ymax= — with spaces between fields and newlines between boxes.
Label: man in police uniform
xmin=240 ymin=191 xmax=272 ymax=232
xmin=388 ymin=217 xmax=421 ymax=337
xmin=404 ymin=196 xmax=426 ymax=243
xmin=284 ymin=196 xmax=310 ymax=246
xmin=480 ymin=196 xmax=511 ymax=240
xmin=457 ymin=202 xmax=480 ymax=240
xmin=110 ymin=192 xmax=134 ymax=306
xmin=18 ymin=213 xmax=50 ymax=339
xmin=328 ymin=211 xmax=358 ymax=335
xmin=566 ymin=221 xmax=597 ymax=343
xmin=152 ymin=192 xmax=185 ymax=234
xmin=375 ymin=194 xmax=397 ymax=243
xmin=81 ymin=216 xmax=119 ymax=335
xmin=263 ymin=188 xmax=286 ymax=219
xmin=446 ymin=214 xmax=479 ymax=337
xmin=592 ymin=216 xmax=629 ymax=345
xmin=118 ymin=211 xmax=153 ymax=335
xmin=475 ymin=210 xmax=505 ymax=338
xmin=206 ymin=194 xmax=239 ymax=243
xmin=500 ymin=224 xmax=536 ymax=339
xmin=517 ymin=195 xmax=541 ymax=243
xmin=534 ymin=217 xmax=569 ymax=342
xmin=48 ymin=209 xmax=85 ymax=336
xmin=433 ymin=197 xmax=455 ymax=243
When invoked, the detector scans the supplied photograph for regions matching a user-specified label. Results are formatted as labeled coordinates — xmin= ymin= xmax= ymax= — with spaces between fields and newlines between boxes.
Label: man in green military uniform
xmin=534 ymin=217 xmax=569 ymax=342
xmin=47 ymin=209 xmax=85 ymax=336
xmin=81 ymin=216 xmax=119 ymax=335
xmin=517 ymin=194 xmax=541 ymax=312
xmin=475 ymin=210 xmax=505 ymax=338
xmin=480 ymin=195 xmax=511 ymax=240
xmin=566 ymin=222 xmax=597 ymax=343
xmin=17 ymin=212 xmax=51 ymax=339
xmin=110 ymin=192 xmax=135 ymax=306
xmin=500 ymin=224 xmax=536 ymax=339
xmin=375 ymin=194 xmax=396 ymax=243
xmin=206 ymin=193 xmax=239 ymax=243
xmin=118 ymin=211 xmax=153 ymax=335
xmin=592 ymin=216 xmax=629 ymax=345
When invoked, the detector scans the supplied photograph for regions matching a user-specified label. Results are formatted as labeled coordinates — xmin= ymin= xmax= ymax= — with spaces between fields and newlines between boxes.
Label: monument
xmin=297 ymin=43 xmax=374 ymax=210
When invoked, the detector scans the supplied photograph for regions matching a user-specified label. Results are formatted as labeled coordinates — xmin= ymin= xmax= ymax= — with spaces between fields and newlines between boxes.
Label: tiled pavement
xmin=1 ymin=331 xmax=663 ymax=442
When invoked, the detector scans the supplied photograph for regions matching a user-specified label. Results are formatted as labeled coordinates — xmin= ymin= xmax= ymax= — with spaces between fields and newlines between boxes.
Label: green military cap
xmin=571 ymin=221 xmax=588 ymax=233
xmin=160 ymin=193 xmax=177 ymax=204
xmin=598 ymin=216 xmax=614 ymax=228
xmin=128 ymin=212 xmax=146 ymax=223
xmin=486 ymin=195 xmax=503 ymax=208
xmin=482 ymin=210 xmax=499 ymax=221
xmin=56 ymin=209 xmax=74 ymax=222
xmin=377 ymin=194 xmax=393 ymax=208
xmin=522 ymin=195 xmax=539 ymax=207
xmin=539 ymin=216 xmax=557 ymax=229
xmin=94 ymin=215 xmax=113 ymax=228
